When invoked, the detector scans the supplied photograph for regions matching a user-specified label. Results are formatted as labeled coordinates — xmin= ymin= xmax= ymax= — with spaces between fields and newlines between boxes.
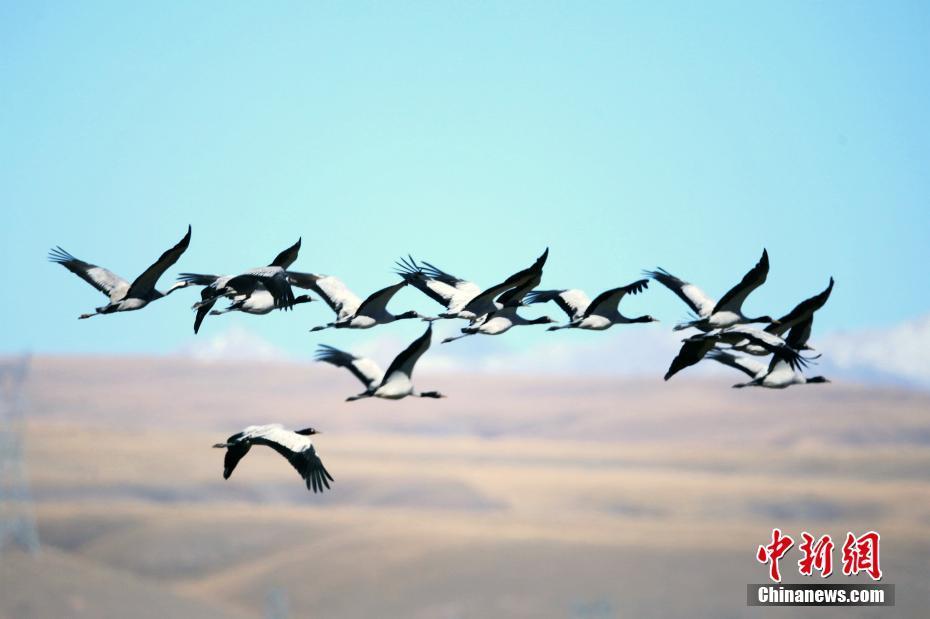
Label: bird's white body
xmin=372 ymin=373 xmax=414 ymax=399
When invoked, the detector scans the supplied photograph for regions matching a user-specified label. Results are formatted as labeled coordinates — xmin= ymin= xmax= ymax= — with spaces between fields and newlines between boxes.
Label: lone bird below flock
xmin=50 ymin=226 xmax=192 ymax=319
xmin=213 ymin=424 xmax=334 ymax=493
xmin=646 ymin=249 xmax=776 ymax=332
xmin=315 ymin=324 xmax=445 ymax=400
xmin=525 ymin=279 xmax=658 ymax=331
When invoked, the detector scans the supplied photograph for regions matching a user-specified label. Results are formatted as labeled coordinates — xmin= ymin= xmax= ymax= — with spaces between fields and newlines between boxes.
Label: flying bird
xmin=50 ymin=225 xmax=192 ymax=319
xmin=315 ymin=324 xmax=445 ymax=400
xmin=710 ymin=320 xmax=830 ymax=389
xmin=293 ymin=274 xmax=422 ymax=331
xmin=398 ymin=249 xmax=549 ymax=323
xmin=663 ymin=324 xmax=809 ymax=381
xmin=178 ymin=238 xmax=303 ymax=333
xmin=645 ymin=249 xmax=776 ymax=332
xmin=212 ymin=424 xmax=333 ymax=493
xmin=526 ymin=279 xmax=658 ymax=331
xmin=441 ymin=249 xmax=555 ymax=343
xmin=733 ymin=277 xmax=834 ymax=356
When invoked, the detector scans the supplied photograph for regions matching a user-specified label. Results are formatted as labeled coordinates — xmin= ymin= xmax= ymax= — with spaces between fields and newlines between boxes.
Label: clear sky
xmin=2 ymin=2 xmax=928 ymax=358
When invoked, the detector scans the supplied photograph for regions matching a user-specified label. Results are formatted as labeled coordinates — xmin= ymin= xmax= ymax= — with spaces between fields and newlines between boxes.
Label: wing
xmin=227 ymin=268 xmax=295 ymax=309
xmin=222 ymin=442 xmax=251 ymax=480
xmin=766 ymin=277 xmax=834 ymax=336
xmin=314 ymin=345 xmax=384 ymax=388
xmin=289 ymin=273 xmax=362 ymax=318
xmin=664 ymin=338 xmax=715 ymax=381
xmin=585 ymin=279 xmax=649 ymax=318
xmin=525 ymin=289 xmax=590 ymax=320
xmin=126 ymin=225 xmax=192 ymax=298
xmin=292 ymin=446 xmax=334 ymax=493
xmin=706 ymin=349 xmax=766 ymax=379
xmin=269 ymin=238 xmax=301 ymax=269
xmin=784 ymin=317 xmax=814 ymax=351
xmin=712 ymin=248 xmax=769 ymax=314
xmin=395 ymin=256 xmax=469 ymax=309
xmin=644 ymin=268 xmax=716 ymax=317
xmin=49 ymin=247 xmax=130 ymax=301
xmin=729 ymin=327 xmax=808 ymax=372
xmin=355 ymin=281 xmax=407 ymax=317
xmin=381 ymin=323 xmax=432 ymax=383
xmin=466 ymin=248 xmax=549 ymax=313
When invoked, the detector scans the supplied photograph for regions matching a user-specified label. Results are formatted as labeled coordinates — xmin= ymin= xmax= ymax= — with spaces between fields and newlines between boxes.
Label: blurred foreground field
xmin=2 ymin=356 xmax=930 ymax=618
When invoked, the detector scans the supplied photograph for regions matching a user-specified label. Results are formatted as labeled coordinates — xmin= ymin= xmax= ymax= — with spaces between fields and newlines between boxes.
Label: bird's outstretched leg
xmin=547 ymin=323 xmax=570 ymax=332
xmin=78 ymin=311 xmax=99 ymax=319
xmin=310 ymin=323 xmax=335 ymax=332
xmin=441 ymin=332 xmax=474 ymax=344
xmin=346 ymin=392 xmax=373 ymax=402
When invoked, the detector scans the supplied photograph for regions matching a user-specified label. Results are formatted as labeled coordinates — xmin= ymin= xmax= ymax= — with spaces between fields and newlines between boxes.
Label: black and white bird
xmin=710 ymin=321 xmax=830 ymax=389
xmin=395 ymin=256 xmax=483 ymax=321
xmin=526 ymin=279 xmax=657 ymax=331
xmin=315 ymin=324 xmax=445 ymax=401
xmin=646 ymin=249 xmax=776 ymax=332
xmin=294 ymin=273 xmax=422 ymax=331
xmin=178 ymin=238 xmax=304 ymax=333
xmin=50 ymin=225 xmax=192 ymax=319
xmin=213 ymin=424 xmax=333 ymax=493
xmin=663 ymin=324 xmax=809 ymax=381
xmin=733 ymin=277 xmax=834 ymax=356
xmin=398 ymin=249 xmax=549 ymax=324
xmin=441 ymin=249 xmax=555 ymax=343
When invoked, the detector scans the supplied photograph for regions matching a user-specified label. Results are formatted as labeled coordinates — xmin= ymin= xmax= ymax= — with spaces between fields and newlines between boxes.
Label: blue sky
xmin=1 ymin=2 xmax=928 ymax=357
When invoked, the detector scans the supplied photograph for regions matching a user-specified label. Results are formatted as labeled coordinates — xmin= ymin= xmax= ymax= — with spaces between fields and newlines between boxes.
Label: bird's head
xmin=636 ymin=315 xmax=660 ymax=323
xmin=807 ymin=376 xmax=830 ymax=384
xmin=395 ymin=310 xmax=421 ymax=320
xmin=531 ymin=316 xmax=557 ymax=325
xmin=294 ymin=294 xmax=314 ymax=305
xmin=296 ymin=427 xmax=320 ymax=435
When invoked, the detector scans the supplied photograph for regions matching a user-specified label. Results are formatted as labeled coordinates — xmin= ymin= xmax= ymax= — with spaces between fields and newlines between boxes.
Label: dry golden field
xmin=2 ymin=356 xmax=929 ymax=618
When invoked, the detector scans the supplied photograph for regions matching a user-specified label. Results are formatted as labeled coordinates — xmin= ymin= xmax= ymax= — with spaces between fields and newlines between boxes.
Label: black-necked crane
xmin=663 ymin=324 xmax=809 ymax=381
xmin=645 ymin=249 xmax=776 ymax=332
xmin=292 ymin=273 xmax=422 ymax=331
xmin=526 ymin=279 xmax=658 ymax=331
xmin=49 ymin=225 xmax=192 ymax=319
xmin=178 ymin=238 xmax=303 ymax=333
xmin=398 ymin=249 xmax=549 ymax=324
xmin=734 ymin=277 xmax=834 ymax=356
xmin=711 ymin=319 xmax=830 ymax=389
xmin=213 ymin=424 xmax=333 ymax=493
xmin=315 ymin=324 xmax=445 ymax=401
xmin=440 ymin=249 xmax=555 ymax=343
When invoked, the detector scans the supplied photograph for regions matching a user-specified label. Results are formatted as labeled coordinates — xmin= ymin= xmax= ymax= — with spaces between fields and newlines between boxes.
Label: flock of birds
xmin=49 ymin=226 xmax=834 ymax=493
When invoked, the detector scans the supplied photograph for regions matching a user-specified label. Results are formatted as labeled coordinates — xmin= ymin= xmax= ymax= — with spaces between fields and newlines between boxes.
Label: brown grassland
xmin=2 ymin=356 xmax=929 ymax=618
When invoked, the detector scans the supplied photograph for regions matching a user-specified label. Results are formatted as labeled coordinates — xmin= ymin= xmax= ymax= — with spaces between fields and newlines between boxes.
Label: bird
xmin=710 ymin=321 xmax=830 ymax=389
xmin=213 ymin=424 xmax=333 ymax=493
xmin=663 ymin=324 xmax=809 ymax=381
xmin=177 ymin=238 xmax=303 ymax=333
xmin=395 ymin=256 xmax=483 ymax=321
xmin=645 ymin=249 xmax=776 ymax=332
xmin=50 ymin=225 xmax=192 ymax=319
xmin=293 ymin=273 xmax=422 ymax=331
xmin=526 ymin=279 xmax=658 ymax=331
xmin=398 ymin=249 xmax=549 ymax=323
xmin=733 ymin=277 xmax=834 ymax=356
xmin=441 ymin=249 xmax=555 ymax=343
xmin=314 ymin=324 xmax=445 ymax=401
xmin=208 ymin=289 xmax=313 ymax=317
